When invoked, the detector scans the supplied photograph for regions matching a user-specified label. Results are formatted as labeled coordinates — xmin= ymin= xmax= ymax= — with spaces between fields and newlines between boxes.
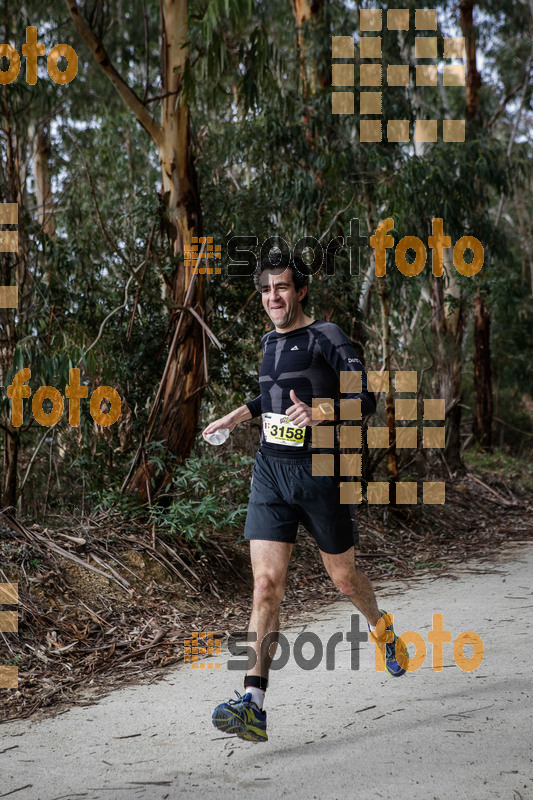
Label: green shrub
xmin=95 ymin=445 xmax=254 ymax=551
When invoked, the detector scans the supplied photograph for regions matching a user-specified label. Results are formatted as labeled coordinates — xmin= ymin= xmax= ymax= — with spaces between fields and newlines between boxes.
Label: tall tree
xmin=460 ymin=0 xmax=492 ymax=452
xmin=472 ymin=291 xmax=492 ymax=448
xmin=32 ymin=125 xmax=55 ymax=241
xmin=1 ymin=83 xmax=31 ymax=507
xmin=65 ymin=0 xmax=205 ymax=500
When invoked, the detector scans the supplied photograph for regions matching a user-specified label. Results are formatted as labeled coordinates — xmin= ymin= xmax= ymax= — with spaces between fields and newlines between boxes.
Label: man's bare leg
xmin=211 ymin=539 xmax=292 ymax=741
xmin=320 ymin=545 xmax=409 ymax=676
xmin=320 ymin=546 xmax=380 ymax=625
xmin=246 ymin=539 xmax=293 ymax=679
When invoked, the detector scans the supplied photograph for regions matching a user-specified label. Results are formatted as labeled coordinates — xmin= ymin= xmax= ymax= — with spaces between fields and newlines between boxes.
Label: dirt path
xmin=1 ymin=543 xmax=531 ymax=800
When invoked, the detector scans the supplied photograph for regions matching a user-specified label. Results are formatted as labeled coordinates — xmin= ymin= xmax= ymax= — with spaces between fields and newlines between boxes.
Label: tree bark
xmin=0 ymin=90 xmax=16 ymax=508
xmin=472 ymin=291 xmax=492 ymax=450
xmin=66 ymin=0 xmax=205 ymax=501
xmin=290 ymin=0 xmax=326 ymax=93
xmin=32 ymin=123 xmax=57 ymax=296
xmin=128 ymin=0 xmax=205 ymax=499
xmin=429 ymin=255 xmax=465 ymax=474
xmin=515 ymin=187 xmax=533 ymax=295
xmin=376 ymin=274 xmax=399 ymax=499
xmin=33 ymin=125 xmax=55 ymax=240
xmin=366 ymin=205 xmax=398 ymax=494
xmin=3 ymin=422 xmax=19 ymax=510
xmin=1 ymin=50 xmax=30 ymax=507
xmin=459 ymin=0 xmax=482 ymax=124
xmin=459 ymin=0 xmax=494 ymax=452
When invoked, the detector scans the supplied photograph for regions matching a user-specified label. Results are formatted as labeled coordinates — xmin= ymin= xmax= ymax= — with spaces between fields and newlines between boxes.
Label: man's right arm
xmin=229 ymin=404 xmax=254 ymax=425
xmin=202 ymin=403 xmax=253 ymax=440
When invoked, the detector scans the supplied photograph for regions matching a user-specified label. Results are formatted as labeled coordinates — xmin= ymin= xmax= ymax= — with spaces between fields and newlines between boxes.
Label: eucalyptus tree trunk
xmin=514 ymin=187 xmax=533 ymax=296
xmin=429 ymin=253 xmax=465 ymax=474
xmin=376 ymin=275 xmax=399 ymax=490
xmin=32 ymin=124 xmax=57 ymax=298
xmin=33 ymin=126 xmax=55 ymax=241
xmin=459 ymin=0 xmax=482 ymax=124
xmin=66 ymin=0 xmax=205 ymax=501
xmin=1 ymin=84 xmax=30 ymax=507
xmin=367 ymin=207 xmax=399 ymax=490
xmin=290 ymin=0 xmax=327 ymax=93
xmin=130 ymin=0 xmax=204 ymax=499
xmin=460 ymin=0 xmax=493 ymax=452
xmin=290 ymin=0 xmax=329 ymax=165
xmin=472 ymin=291 xmax=492 ymax=450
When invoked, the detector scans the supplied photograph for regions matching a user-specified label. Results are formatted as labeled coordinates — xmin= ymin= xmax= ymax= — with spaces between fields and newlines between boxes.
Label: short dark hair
xmin=254 ymin=252 xmax=310 ymax=309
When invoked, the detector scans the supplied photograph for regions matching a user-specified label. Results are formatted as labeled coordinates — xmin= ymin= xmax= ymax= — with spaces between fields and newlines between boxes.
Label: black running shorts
xmin=244 ymin=451 xmax=358 ymax=555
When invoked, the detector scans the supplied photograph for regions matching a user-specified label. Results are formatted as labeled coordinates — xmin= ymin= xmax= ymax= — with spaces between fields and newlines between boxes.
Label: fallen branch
xmin=467 ymin=473 xmax=515 ymax=506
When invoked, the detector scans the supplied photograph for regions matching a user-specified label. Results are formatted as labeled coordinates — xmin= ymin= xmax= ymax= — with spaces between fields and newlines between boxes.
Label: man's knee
xmin=253 ymin=573 xmax=285 ymax=606
xmin=332 ymin=574 xmax=358 ymax=596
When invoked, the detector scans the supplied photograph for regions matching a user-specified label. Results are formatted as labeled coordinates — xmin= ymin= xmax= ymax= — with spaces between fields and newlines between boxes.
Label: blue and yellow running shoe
xmin=212 ymin=691 xmax=268 ymax=742
xmin=368 ymin=609 xmax=409 ymax=677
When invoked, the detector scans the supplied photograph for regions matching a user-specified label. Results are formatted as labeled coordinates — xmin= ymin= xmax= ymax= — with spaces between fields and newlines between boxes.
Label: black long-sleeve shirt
xmin=245 ymin=320 xmax=376 ymax=459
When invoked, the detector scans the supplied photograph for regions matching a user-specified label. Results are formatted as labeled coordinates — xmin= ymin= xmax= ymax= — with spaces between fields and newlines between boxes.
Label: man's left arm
xmin=317 ymin=327 xmax=377 ymax=418
xmin=285 ymin=326 xmax=376 ymax=427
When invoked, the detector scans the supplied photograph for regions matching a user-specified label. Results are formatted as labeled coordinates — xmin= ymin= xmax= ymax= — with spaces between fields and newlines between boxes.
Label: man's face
xmin=260 ymin=268 xmax=306 ymax=330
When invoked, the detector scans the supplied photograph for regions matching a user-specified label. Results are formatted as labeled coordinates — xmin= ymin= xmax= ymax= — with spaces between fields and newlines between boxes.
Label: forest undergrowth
xmin=1 ymin=448 xmax=532 ymax=723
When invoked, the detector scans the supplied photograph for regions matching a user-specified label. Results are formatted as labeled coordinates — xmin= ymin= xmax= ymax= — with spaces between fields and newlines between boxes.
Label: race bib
xmin=262 ymin=413 xmax=306 ymax=447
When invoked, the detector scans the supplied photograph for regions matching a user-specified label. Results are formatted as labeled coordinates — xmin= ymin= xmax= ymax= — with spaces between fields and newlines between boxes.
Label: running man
xmin=202 ymin=253 xmax=408 ymax=742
